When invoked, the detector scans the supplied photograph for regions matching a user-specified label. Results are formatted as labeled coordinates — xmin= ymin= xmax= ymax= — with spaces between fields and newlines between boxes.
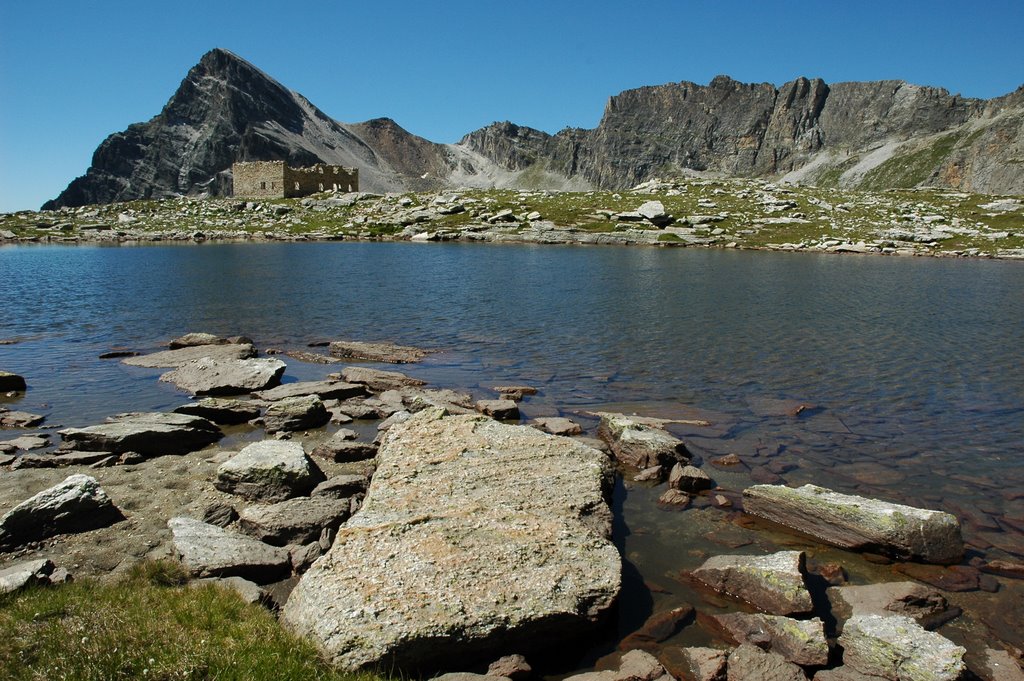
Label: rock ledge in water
xmin=743 ymin=484 xmax=964 ymax=564
xmin=282 ymin=409 xmax=620 ymax=671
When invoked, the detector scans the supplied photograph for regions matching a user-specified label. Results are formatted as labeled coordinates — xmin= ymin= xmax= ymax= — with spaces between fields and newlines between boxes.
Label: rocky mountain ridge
xmin=44 ymin=49 xmax=1024 ymax=209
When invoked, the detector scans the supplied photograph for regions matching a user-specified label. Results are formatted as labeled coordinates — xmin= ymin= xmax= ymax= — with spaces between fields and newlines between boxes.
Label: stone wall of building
xmin=232 ymin=161 xmax=359 ymax=199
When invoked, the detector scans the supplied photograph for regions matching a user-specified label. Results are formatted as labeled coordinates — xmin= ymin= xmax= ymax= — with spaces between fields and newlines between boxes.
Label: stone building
xmin=232 ymin=161 xmax=359 ymax=199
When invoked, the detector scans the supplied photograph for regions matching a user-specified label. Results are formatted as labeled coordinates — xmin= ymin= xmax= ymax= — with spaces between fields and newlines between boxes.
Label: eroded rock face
xmin=691 ymin=551 xmax=813 ymax=615
xmin=58 ymin=412 xmax=221 ymax=456
xmin=0 ymin=474 xmax=122 ymax=548
xmin=160 ymin=357 xmax=286 ymax=396
xmin=282 ymin=409 xmax=621 ymax=671
xmin=838 ymin=614 xmax=965 ymax=681
xmin=742 ymin=484 xmax=964 ymax=564
xmin=123 ymin=343 xmax=257 ymax=368
xmin=215 ymin=440 xmax=325 ymax=502
xmin=168 ymin=516 xmax=290 ymax=583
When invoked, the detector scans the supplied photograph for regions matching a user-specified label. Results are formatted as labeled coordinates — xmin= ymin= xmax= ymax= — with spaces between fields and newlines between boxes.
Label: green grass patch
xmin=857 ymin=133 xmax=963 ymax=192
xmin=0 ymin=560 xmax=380 ymax=681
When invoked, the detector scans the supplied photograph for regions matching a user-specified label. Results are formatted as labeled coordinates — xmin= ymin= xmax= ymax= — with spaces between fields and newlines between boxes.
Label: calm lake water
xmin=2 ymin=241 xmax=1024 ymax=658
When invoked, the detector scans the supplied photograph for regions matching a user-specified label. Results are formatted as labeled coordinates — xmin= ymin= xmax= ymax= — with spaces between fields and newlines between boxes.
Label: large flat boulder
xmin=256 ymin=380 xmax=366 ymax=402
xmin=742 ymin=484 xmax=964 ymax=564
xmin=216 ymin=440 xmax=325 ymax=502
xmin=596 ymin=412 xmax=689 ymax=469
xmin=262 ymin=395 xmax=330 ymax=433
xmin=328 ymin=340 xmax=429 ymax=363
xmin=160 ymin=357 xmax=286 ymax=396
xmin=173 ymin=398 xmax=262 ymax=424
xmin=691 ymin=550 xmax=813 ymax=615
xmin=238 ymin=496 xmax=351 ymax=546
xmin=168 ymin=516 xmax=290 ymax=583
xmin=0 ymin=474 xmax=122 ymax=548
xmin=282 ymin=409 xmax=621 ymax=671
xmin=58 ymin=412 xmax=221 ymax=456
xmin=338 ymin=366 xmax=425 ymax=392
xmin=123 ymin=343 xmax=257 ymax=368
xmin=838 ymin=614 xmax=965 ymax=681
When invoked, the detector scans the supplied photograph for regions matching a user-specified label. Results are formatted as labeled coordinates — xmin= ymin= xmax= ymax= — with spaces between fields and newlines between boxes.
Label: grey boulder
xmin=123 ymin=342 xmax=257 ymax=368
xmin=0 ymin=474 xmax=122 ymax=548
xmin=338 ymin=366 xmax=426 ymax=392
xmin=0 ymin=558 xmax=56 ymax=594
xmin=173 ymin=398 xmax=262 ymax=424
xmin=742 ymin=484 xmax=964 ymax=564
xmin=263 ymin=394 xmax=330 ymax=433
xmin=691 ymin=550 xmax=813 ymax=615
xmin=726 ymin=643 xmax=808 ymax=681
xmin=238 ymin=496 xmax=351 ymax=546
xmin=256 ymin=380 xmax=365 ymax=402
xmin=530 ymin=417 xmax=583 ymax=436
xmin=215 ymin=440 xmax=325 ymax=502
xmin=838 ymin=614 xmax=965 ymax=681
xmin=160 ymin=357 xmax=286 ymax=396
xmin=168 ymin=516 xmax=290 ymax=583
xmin=596 ymin=412 xmax=689 ymax=469
xmin=58 ymin=412 xmax=221 ymax=456
xmin=668 ymin=463 xmax=713 ymax=492
xmin=168 ymin=332 xmax=229 ymax=349
xmin=0 ymin=408 xmax=45 ymax=428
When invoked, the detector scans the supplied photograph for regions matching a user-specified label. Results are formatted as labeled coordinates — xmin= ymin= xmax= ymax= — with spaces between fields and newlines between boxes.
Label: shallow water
xmin=2 ymin=241 xmax=1024 ymax=659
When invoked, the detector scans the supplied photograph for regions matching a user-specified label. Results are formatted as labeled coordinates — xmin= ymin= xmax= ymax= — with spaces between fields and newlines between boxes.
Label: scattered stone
xmin=59 ymin=412 xmax=221 ymax=456
xmin=1 ymin=434 xmax=50 ymax=451
xmin=668 ymin=463 xmax=713 ymax=492
xmin=256 ymin=380 xmax=365 ymax=402
xmin=173 ymin=397 xmax=262 ymax=424
xmin=0 ymin=474 xmax=123 ymax=549
xmin=838 ymin=614 xmax=965 ymax=681
xmin=191 ymin=575 xmax=268 ymax=605
xmin=691 ymin=550 xmax=813 ymax=615
xmin=634 ymin=465 xmax=664 ymax=482
xmin=202 ymin=502 xmax=238 ymax=528
xmin=238 ymin=496 xmax=351 ymax=546
xmin=658 ymin=489 xmax=692 ymax=508
xmin=339 ymin=366 xmax=425 ymax=392
xmin=312 ymin=474 xmax=370 ymax=499
xmin=637 ymin=200 xmax=674 ymax=226
xmin=123 ymin=343 xmax=257 ymax=368
xmin=705 ymin=612 xmax=828 ymax=666
xmin=283 ymin=350 xmax=343 ymax=364
xmin=168 ymin=332 xmax=228 ymax=349
xmin=563 ymin=649 xmax=669 ymax=681
xmin=0 ymin=558 xmax=56 ymax=594
xmin=661 ymin=646 xmax=728 ymax=681
xmin=168 ymin=516 xmax=290 ymax=583
xmin=160 ymin=357 xmax=287 ymax=396
xmin=0 ymin=371 xmax=27 ymax=392
xmin=487 ymin=654 xmax=532 ymax=681
xmin=475 ymin=399 xmax=520 ymax=420
xmin=328 ymin=340 xmax=429 ymax=363
xmin=99 ymin=350 xmax=138 ymax=359
xmin=530 ymin=417 xmax=583 ymax=436
xmin=493 ymin=385 xmax=539 ymax=401
xmin=710 ymin=453 xmax=743 ymax=467
xmin=726 ymin=643 xmax=807 ymax=681
xmin=263 ymin=395 xmax=330 ymax=433
xmin=742 ymin=484 xmax=964 ymax=564
xmin=282 ymin=409 xmax=620 ymax=671
xmin=808 ymin=560 xmax=848 ymax=586
xmin=619 ymin=605 xmax=695 ymax=651
xmin=215 ymin=440 xmax=325 ymax=502
xmin=596 ymin=412 xmax=689 ymax=469
xmin=0 ymin=409 xmax=45 ymax=428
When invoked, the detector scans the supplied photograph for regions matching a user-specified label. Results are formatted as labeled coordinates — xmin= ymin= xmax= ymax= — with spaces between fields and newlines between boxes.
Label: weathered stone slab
xmin=530 ymin=417 xmax=583 ymax=436
xmin=11 ymin=450 xmax=113 ymax=468
xmin=263 ymin=395 xmax=330 ymax=433
xmin=311 ymin=474 xmax=370 ymax=499
xmin=596 ymin=412 xmax=689 ymax=469
xmin=1 ymin=434 xmax=50 ymax=451
xmin=838 ymin=614 xmax=965 ymax=681
xmin=475 ymin=399 xmax=520 ymax=420
xmin=238 ymin=496 xmax=350 ymax=546
xmin=311 ymin=432 xmax=377 ymax=462
xmin=0 ymin=371 xmax=27 ymax=391
xmin=826 ymin=582 xmax=955 ymax=630
xmin=0 ymin=474 xmax=122 ymax=548
xmin=743 ymin=484 xmax=964 ymax=564
xmin=328 ymin=340 xmax=429 ymax=363
xmin=168 ymin=332 xmax=229 ymax=349
xmin=660 ymin=646 xmax=728 ymax=681
xmin=619 ymin=605 xmax=694 ymax=651
xmin=216 ymin=440 xmax=325 ymax=502
xmin=562 ymin=650 xmax=669 ymax=681
xmin=173 ymin=398 xmax=261 ymax=424
xmin=256 ymin=380 xmax=365 ymax=402
xmin=668 ymin=463 xmax=713 ymax=492
xmin=0 ymin=558 xmax=56 ymax=594
xmin=160 ymin=357 xmax=286 ymax=396
xmin=58 ymin=412 xmax=221 ymax=456
xmin=0 ymin=409 xmax=45 ymax=428
xmin=282 ymin=409 xmax=621 ymax=671
xmin=691 ymin=550 xmax=813 ymax=615
xmin=705 ymin=612 xmax=828 ymax=666
xmin=168 ymin=516 xmax=290 ymax=583
xmin=339 ymin=366 xmax=425 ymax=392
xmin=123 ymin=343 xmax=257 ymax=368
xmin=726 ymin=643 xmax=807 ymax=681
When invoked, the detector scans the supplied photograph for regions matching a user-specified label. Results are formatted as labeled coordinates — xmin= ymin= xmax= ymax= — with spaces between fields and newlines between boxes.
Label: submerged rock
xmin=826 ymin=582 xmax=956 ymax=631
xmin=160 ymin=357 xmax=286 ymax=396
xmin=691 ymin=550 xmax=813 ymax=615
xmin=328 ymin=340 xmax=429 ymax=363
xmin=282 ymin=409 xmax=620 ymax=671
xmin=0 ymin=474 xmax=122 ymax=548
xmin=216 ymin=440 xmax=325 ymax=502
xmin=58 ymin=412 xmax=221 ymax=456
xmin=742 ymin=484 xmax=964 ymax=564
xmin=168 ymin=516 xmax=291 ymax=583
xmin=123 ymin=343 xmax=257 ymax=368
xmin=838 ymin=614 xmax=965 ymax=681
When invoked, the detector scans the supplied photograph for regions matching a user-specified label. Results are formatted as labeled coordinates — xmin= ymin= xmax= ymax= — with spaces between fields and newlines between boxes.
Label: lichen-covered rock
xmin=596 ymin=412 xmax=689 ymax=469
xmin=826 ymin=582 xmax=954 ymax=630
xmin=168 ymin=516 xmax=290 ymax=583
xmin=215 ymin=440 xmax=325 ymax=502
xmin=838 ymin=614 xmax=965 ymax=681
xmin=742 ymin=484 xmax=963 ymax=564
xmin=692 ymin=550 xmax=813 ymax=615
xmin=256 ymin=380 xmax=365 ymax=402
xmin=726 ymin=643 xmax=808 ymax=681
xmin=262 ymin=394 xmax=330 ymax=433
xmin=123 ymin=342 xmax=257 ymax=368
xmin=706 ymin=612 xmax=828 ymax=666
xmin=282 ymin=409 xmax=620 ymax=671
xmin=58 ymin=411 xmax=221 ymax=456
xmin=160 ymin=357 xmax=286 ymax=396
xmin=0 ymin=474 xmax=122 ymax=548
xmin=238 ymin=496 xmax=350 ymax=546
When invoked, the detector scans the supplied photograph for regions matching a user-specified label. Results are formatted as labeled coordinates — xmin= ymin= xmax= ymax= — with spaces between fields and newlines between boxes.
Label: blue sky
xmin=1 ymin=0 xmax=1021 ymax=212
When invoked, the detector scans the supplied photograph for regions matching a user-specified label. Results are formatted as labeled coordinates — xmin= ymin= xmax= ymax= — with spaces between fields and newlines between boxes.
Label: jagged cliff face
xmin=45 ymin=50 xmax=1023 ymax=209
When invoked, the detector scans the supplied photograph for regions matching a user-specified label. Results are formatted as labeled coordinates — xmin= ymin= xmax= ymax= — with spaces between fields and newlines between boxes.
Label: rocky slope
xmin=44 ymin=50 xmax=1024 ymax=208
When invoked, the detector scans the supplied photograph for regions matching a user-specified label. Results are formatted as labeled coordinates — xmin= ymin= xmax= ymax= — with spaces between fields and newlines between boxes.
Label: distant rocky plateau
xmin=43 ymin=48 xmax=1023 ymax=210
